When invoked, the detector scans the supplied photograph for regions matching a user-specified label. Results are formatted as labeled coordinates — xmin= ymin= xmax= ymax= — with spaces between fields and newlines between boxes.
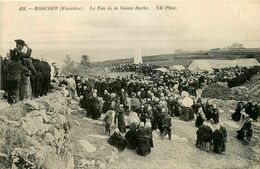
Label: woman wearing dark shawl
xmin=212 ymin=125 xmax=225 ymax=154
xmin=135 ymin=122 xmax=151 ymax=156
xmin=195 ymin=122 xmax=213 ymax=151
xmin=220 ymin=123 xmax=227 ymax=152
xmin=89 ymin=93 xmax=101 ymax=119
xmin=195 ymin=107 xmax=206 ymax=128
xmin=231 ymin=102 xmax=244 ymax=122
xmin=236 ymin=118 xmax=253 ymax=144
xmin=108 ymin=129 xmax=127 ymax=151
xmin=125 ymin=123 xmax=138 ymax=150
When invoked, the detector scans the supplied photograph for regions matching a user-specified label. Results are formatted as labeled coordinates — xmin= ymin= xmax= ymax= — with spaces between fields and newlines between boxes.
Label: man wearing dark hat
xmin=13 ymin=39 xmax=32 ymax=59
xmin=13 ymin=39 xmax=36 ymax=100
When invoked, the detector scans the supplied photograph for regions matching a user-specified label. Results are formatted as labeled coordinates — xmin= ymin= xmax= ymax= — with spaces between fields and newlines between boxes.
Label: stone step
xmin=77 ymin=139 xmax=97 ymax=153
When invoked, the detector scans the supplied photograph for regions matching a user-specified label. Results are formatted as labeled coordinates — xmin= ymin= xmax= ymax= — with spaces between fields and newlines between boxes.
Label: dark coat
xmin=162 ymin=114 xmax=171 ymax=128
xmin=231 ymin=104 xmax=243 ymax=122
xmin=195 ymin=114 xmax=205 ymax=128
xmin=118 ymin=109 xmax=126 ymax=133
xmin=108 ymin=132 xmax=127 ymax=151
xmin=5 ymin=59 xmax=22 ymax=81
xmin=135 ymin=127 xmax=151 ymax=156
xmin=180 ymin=107 xmax=194 ymax=122
xmin=125 ymin=123 xmax=138 ymax=150
xmin=237 ymin=121 xmax=253 ymax=142
xmin=32 ymin=58 xmax=44 ymax=73
xmin=89 ymin=97 xmax=100 ymax=119
xmin=212 ymin=129 xmax=225 ymax=154
xmin=22 ymin=57 xmax=36 ymax=76
xmin=196 ymin=125 xmax=213 ymax=142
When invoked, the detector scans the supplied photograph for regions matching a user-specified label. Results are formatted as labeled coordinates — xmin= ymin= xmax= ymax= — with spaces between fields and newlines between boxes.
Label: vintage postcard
xmin=0 ymin=0 xmax=260 ymax=169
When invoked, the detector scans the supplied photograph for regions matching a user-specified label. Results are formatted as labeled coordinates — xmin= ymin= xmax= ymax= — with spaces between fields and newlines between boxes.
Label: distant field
xmin=93 ymin=49 xmax=260 ymax=67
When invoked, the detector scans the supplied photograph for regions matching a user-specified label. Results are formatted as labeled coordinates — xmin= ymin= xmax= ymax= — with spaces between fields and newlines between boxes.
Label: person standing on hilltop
xmin=12 ymin=39 xmax=36 ymax=100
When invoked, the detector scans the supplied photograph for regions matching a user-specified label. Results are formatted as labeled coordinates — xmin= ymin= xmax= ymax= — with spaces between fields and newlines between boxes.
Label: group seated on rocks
xmin=231 ymin=101 xmax=260 ymax=122
xmin=107 ymin=119 xmax=154 ymax=156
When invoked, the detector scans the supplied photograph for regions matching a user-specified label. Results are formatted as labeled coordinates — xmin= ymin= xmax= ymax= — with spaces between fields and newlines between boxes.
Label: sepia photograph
xmin=0 ymin=0 xmax=260 ymax=169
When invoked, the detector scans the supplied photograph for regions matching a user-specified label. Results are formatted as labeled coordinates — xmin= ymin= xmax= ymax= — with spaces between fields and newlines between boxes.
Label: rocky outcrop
xmin=0 ymin=92 xmax=73 ymax=169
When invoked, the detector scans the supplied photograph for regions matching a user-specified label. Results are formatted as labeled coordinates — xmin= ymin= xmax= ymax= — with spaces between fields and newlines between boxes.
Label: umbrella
xmin=153 ymin=67 xmax=169 ymax=72
xmin=181 ymin=97 xmax=194 ymax=108
xmin=169 ymin=65 xmax=185 ymax=71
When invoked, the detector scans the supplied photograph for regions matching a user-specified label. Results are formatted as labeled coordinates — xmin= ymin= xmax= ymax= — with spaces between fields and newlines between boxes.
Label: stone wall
xmin=0 ymin=92 xmax=74 ymax=169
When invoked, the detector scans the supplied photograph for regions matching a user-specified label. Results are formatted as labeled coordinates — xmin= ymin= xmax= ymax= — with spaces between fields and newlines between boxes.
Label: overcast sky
xmin=0 ymin=0 xmax=260 ymax=65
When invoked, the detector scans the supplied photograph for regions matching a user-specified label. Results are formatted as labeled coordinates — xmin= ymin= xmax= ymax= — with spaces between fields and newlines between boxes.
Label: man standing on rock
xmin=13 ymin=39 xmax=36 ymax=100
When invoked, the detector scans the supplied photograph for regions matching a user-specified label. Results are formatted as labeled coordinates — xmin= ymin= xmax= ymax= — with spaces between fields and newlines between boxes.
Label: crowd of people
xmin=112 ymin=63 xmax=258 ymax=89
xmin=111 ymin=63 xmax=167 ymax=75
xmin=0 ymin=39 xmax=53 ymax=104
xmin=1 ymin=42 xmax=259 ymax=156
xmin=216 ymin=67 xmax=258 ymax=87
xmin=54 ymin=63 xmax=258 ymax=156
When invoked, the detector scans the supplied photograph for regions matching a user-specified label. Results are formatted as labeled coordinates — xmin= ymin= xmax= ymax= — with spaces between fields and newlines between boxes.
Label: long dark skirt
xmin=137 ymin=138 xmax=151 ymax=156
xmin=231 ymin=112 xmax=241 ymax=122
xmin=125 ymin=130 xmax=137 ymax=149
xmin=195 ymin=115 xmax=204 ymax=127
xmin=180 ymin=107 xmax=194 ymax=122
xmin=118 ymin=114 xmax=125 ymax=133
